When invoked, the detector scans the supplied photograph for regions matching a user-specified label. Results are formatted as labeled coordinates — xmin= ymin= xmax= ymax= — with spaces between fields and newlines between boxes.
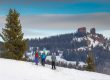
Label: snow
xmin=26 ymin=52 xmax=35 ymax=61
xmin=77 ymin=38 xmax=83 ymax=42
xmin=46 ymin=56 xmax=86 ymax=67
xmin=0 ymin=58 xmax=110 ymax=80
xmin=26 ymin=50 xmax=50 ymax=61
xmin=73 ymin=34 xmax=105 ymax=49
xmin=39 ymin=50 xmax=50 ymax=55
xmin=87 ymin=37 xmax=100 ymax=47
xmin=77 ymin=47 xmax=87 ymax=51
xmin=109 ymin=46 xmax=110 ymax=51
xmin=46 ymin=56 xmax=66 ymax=62
xmin=73 ymin=37 xmax=84 ymax=42
xmin=72 ymin=35 xmax=104 ymax=51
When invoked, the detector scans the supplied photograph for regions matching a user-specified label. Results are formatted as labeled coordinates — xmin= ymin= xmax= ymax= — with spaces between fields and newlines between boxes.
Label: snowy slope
xmin=72 ymin=34 xmax=105 ymax=51
xmin=87 ymin=37 xmax=101 ymax=48
xmin=0 ymin=58 xmax=110 ymax=80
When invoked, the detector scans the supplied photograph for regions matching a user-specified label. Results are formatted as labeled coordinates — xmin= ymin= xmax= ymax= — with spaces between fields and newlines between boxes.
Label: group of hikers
xmin=34 ymin=48 xmax=56 ymax=69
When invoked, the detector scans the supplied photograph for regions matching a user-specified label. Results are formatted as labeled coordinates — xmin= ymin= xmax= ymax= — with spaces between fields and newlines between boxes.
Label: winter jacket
xmin=41 ymin=53 xmax=46 ymax=59
xmin=35 ymin=52 xmax=39 ymax=58
xmin=51 ymin=55 xmax=56 ymax=62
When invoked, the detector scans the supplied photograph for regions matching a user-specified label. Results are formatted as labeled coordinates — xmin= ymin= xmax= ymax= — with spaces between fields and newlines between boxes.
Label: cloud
xmin=20 ymin=13 xmax=110 ymax=30
xmin=0 ymin=12 xmax=110 ymax=40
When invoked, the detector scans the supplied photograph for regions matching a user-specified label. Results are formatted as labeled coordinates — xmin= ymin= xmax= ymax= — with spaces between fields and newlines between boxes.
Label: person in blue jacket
xmin=41 ymin=52 xmax=46 ymax=66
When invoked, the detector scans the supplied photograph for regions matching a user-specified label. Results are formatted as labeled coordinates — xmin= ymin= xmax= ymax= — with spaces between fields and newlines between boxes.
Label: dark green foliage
xmin=1 ymin=9 xmax=27 ymax=60
xmin=86 ymin=50 xmax=95 ymax=71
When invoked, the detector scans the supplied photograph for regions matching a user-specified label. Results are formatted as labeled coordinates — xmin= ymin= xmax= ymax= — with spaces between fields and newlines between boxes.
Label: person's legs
xmin=52 ymin=61 xmax=54 ymax=69
xmin=53 ymin=61 xmax=56 ymax=69
xmin=35 ymin=58 xmax=38 ymax=65
xmin=39 ymin=57 xmax=42 ymax=64
xmin=41 ymin=59 xmax=43 ymax=65
xmin=42 ymin=58 xmax=45 ymax=66
xmin=44 ymin=58 xmax=45 ymax=66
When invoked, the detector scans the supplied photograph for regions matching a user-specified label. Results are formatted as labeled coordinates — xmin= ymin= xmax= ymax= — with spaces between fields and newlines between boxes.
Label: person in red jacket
xmin=35 ymin=51 xmax=39 ymax=65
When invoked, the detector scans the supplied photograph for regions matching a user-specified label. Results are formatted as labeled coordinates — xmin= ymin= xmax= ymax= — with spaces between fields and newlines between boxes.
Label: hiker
xmin=41 ymin=52 xmax=46 ymax=66
xmin=51 ymin=53 xmax=56 ymax=69
xmin=35 ymin=51 xmax=39 ymax=65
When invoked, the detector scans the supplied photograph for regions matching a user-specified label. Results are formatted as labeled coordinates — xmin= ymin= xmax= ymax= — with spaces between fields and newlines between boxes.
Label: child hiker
xmin=35 ymin=50 xmax=39 ymax=65
xmin=35 ymin=47 xmax=40 ymax=65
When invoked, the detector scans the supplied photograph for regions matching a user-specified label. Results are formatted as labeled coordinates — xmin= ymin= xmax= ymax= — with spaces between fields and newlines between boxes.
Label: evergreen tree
xmin=1 ymin=9 xmax=27 ymax=60
xmin=86 ymin=50 xmax=95 ymax=71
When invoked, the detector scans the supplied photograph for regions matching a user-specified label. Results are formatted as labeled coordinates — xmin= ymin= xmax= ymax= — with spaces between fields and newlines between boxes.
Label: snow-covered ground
xmin=0 ymin=58 xmax=110 ymax=80
xmin=46 ymin=56 xmax=86 ymax=67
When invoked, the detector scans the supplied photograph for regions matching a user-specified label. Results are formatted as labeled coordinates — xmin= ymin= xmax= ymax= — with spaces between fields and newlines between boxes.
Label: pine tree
xmin=1 ymin=9 xmax=27 ymax=60
xmin=86 ymin=50 xmax=95 ymax=71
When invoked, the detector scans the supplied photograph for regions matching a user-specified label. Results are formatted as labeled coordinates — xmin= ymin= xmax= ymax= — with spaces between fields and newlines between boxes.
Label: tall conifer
xmin=2 ymin=9 xmax=27 ymax=60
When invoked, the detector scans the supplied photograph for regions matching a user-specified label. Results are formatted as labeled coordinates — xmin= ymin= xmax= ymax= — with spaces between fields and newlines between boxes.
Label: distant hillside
xmin=27 ymin=27 xmax=110 ymax=75
xmin=27 ymin=33 xmax=74 ymax=51
xmin=27 ymin=28 xmax=110 ymax=62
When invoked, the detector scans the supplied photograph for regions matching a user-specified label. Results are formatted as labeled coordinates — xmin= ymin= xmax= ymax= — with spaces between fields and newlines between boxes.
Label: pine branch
xmin=0 ymin=33 xmax=6 ymax=41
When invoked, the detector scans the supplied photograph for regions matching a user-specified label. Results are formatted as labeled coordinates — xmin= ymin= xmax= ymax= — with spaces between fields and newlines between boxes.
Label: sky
xmin=0 ymin=0 xmax=110 ymax=41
